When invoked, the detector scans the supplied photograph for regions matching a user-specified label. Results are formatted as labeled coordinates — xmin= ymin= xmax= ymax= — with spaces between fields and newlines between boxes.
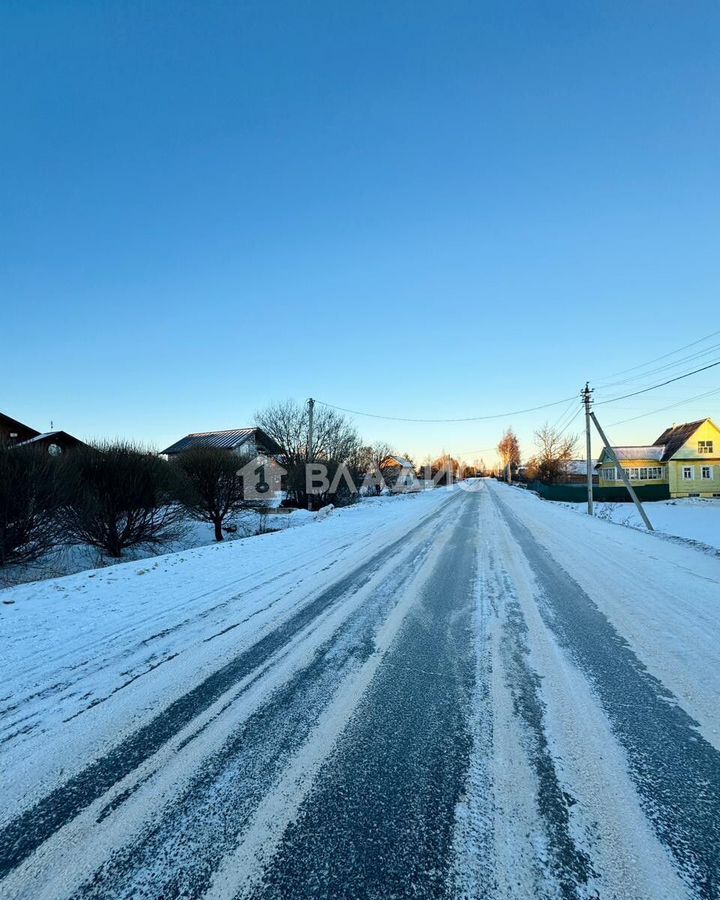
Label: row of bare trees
xmin=496 ymin=424 xmax=578 ymax=483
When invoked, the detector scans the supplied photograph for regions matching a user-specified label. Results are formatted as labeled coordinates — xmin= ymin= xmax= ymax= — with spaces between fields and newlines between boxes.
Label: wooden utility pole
xmin=582 ymin=383 xmax=594 ymax=516
xmin=307 ymin=397 xmax=315 ymax=511
xmin=590 ymin=410 xmax=654 ymax=531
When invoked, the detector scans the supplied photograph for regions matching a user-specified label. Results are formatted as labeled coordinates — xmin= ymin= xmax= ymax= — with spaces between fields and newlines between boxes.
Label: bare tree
xmin=0 ymin=444 xmax=61 ymax=568
xmin=432 ymin=453 xmax=460 ymax=485
xmin=526 ymin=423 xmax=578 ymax=484
xmin=60 ymin=441 xmax=184 ymax=558
xmin=347 ymin=443 xmax=395 ymax=493
xmin=175 ymin=445 xmax=251 ymax=541
xmin=254 ymin=400 xmax=361 ymax=507
xmin=497 ymin=429 xmax=521 ymax=482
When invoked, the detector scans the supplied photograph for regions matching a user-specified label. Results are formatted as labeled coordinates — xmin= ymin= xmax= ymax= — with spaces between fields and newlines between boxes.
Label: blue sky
xmin=2 ymin=1 xmax=719 ymax=463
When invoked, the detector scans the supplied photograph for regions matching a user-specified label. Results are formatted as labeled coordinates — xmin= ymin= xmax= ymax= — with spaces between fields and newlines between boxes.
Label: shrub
xmin=174 ymin=445 xmax=250 ymax=541
xmin=59 ymin=441 xmax=183 ymax=558
xmin=0 ymin=444 xmax=61 ymax=567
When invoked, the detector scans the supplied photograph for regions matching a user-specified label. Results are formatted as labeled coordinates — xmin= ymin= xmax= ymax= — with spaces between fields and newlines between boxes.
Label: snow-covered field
xmin=556 ymin=496 xmax=720 ymax=551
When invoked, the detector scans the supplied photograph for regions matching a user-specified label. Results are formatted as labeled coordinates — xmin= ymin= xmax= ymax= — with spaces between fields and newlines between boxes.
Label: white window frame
xmin=702 ymin=466 xmax=713 ymax=480
xmin=602 ymin=466 xmax=616 ymax=481
xmin=682 ymin=466 xmax=694 ymax=480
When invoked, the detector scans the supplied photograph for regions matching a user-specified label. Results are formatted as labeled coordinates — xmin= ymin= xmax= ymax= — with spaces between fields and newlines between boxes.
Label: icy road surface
xmin=1 ymin=480 xmax=719 ymax=899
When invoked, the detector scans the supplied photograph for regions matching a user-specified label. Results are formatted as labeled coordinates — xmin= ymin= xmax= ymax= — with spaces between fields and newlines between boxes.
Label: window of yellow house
xmin=683 ymin=466 xmax=694 ymax=479
xmin=702 ymin=466 xmax=713 ymax=479
xmin=698 ymin=440 xmax=714 ymax=454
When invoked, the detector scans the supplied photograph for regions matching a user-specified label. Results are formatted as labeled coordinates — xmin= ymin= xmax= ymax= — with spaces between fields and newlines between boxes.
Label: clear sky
xmin=2 ymin=1 xmax=719 ymax=464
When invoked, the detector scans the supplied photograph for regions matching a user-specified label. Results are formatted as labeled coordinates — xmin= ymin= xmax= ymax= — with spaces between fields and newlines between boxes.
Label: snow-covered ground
xmin=555 ymin=496 xmax=720 ymax=551
xmin=0 ymin=507 xmax=315 ymax=589
xmin=2 ymin=479 xmax=719 ymax=898
xmin=0 ymin=488 xmax=455 ymax=819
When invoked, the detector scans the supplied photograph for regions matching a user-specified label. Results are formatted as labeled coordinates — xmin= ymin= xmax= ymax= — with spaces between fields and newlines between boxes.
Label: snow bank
xmin=557 ymin=496 xmax=720 ymax=551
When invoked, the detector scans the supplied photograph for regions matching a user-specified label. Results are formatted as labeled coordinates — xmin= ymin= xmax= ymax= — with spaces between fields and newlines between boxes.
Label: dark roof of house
xmin=161 ymin=427 xmax=283 ymax=456
xmin=15 ymin=430 xmax=85 ymax=449
xmin=653 ymin=419 xmax=707 ymax=461
xmin=0 ymin=412 xmax=40 ymax=440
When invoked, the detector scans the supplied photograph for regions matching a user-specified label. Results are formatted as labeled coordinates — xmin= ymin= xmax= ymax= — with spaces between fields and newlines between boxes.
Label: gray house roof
xmin=161 ymin=427 xmax=283 ymax=456
xmin=563 ymin=459 xmax=598 ymax=476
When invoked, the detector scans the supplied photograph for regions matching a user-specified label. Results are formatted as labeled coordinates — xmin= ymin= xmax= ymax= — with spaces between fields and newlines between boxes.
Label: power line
xmin=315 ymin=395 xmax=577 ymax=424
xmin=316 ymin=332 xmax=720 ymax=426
xmin=608 ymin=386 xmax=720 ymax=427
xmin=557 ymin=406 xmax=582 ymax=437
xmin=594 ymin=341 xmax=720 ymax=393
xmin=594 ymin=358 xmax=720 ymax=406
xmin=551 ymin=397 xmax=580 ymax=432
xmin=594 ymin=327 xmax=720 ymax=385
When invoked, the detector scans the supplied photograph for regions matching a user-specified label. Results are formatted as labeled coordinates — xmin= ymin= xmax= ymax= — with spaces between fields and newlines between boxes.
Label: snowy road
xmin=1 ymin=481 xmax=719 ymax=899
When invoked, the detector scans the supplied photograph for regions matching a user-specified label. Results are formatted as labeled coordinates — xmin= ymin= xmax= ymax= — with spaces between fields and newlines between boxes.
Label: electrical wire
xmin=608 ymin=386 xmax=720 ymax=427
xmin=594 ymin=359 xmax=720 ymax=406
xmin=594 ymin=341 xmax=720 ymax=393
xmin=315 ymin=333 xmax=719 ymax=426
xmin=593 ymin=327 xmax=720 ymax=385
xmin=557 ymin=407 xmax=582 ymax=438
xmin=550 ymin=397 xmax=581 ymax=432
xmin=315 ymin=395 xmax=577 ymax=423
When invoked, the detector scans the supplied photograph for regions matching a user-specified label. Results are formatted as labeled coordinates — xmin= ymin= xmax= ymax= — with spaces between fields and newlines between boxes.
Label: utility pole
xmin=582 ymin=383 xmax=594 ymax=516
xmin=590 ymin=410 xmax=654 ymax=531
xmin=307 ymin=397 xmax=315 ymax=511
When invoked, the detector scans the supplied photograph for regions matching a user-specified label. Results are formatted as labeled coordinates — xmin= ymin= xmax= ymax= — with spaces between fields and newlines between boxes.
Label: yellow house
xmin=597 ymin=418 xmax=720 ymax=499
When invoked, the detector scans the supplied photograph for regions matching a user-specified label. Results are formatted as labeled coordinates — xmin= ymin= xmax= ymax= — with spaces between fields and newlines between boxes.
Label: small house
xmin=1 ymin=412 xmax=86 ymax=454
xmin=597 ymin=418 xmax=720 ymax=498
xmin=161 ymin=427 xmax=283 ymax=459
xmin=15 ymin=430 xmax=87 ymax=455
xmin=379 ymin=455 xmax=420 ymax=493
xmin=561 ymin=460 xmax=599 ymax=485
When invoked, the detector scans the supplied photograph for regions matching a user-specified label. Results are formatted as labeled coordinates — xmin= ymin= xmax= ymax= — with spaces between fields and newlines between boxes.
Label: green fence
xmin=528 ymin=481 xmax=670 ymax=503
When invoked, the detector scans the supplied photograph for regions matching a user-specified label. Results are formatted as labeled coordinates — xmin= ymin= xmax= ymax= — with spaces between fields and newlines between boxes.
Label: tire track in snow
xmin=72 ymin=513 xmax=451 ymax=900
xmin=227 ymin=493 xmax=479 ymax=900
xmin=0 ymin=492 xmax=460 ymax=883
xmin=493 ymin=488 xmax=720 ymax=898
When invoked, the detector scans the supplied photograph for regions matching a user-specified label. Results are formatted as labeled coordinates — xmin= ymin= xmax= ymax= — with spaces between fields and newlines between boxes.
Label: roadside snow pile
xmin=558 ymin=497 xmax=720 ymax=551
